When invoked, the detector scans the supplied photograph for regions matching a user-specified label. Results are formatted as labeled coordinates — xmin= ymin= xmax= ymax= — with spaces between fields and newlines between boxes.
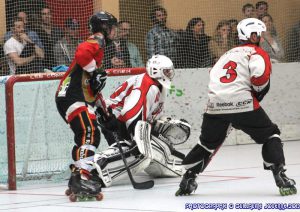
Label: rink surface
xmin=0 ymin=141 xmax=299 ymax=212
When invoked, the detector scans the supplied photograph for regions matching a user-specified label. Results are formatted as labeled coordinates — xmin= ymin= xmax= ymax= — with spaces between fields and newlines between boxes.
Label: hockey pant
xmin=93 ymin=122 xmax=185 ymax=187
xmin=182 ymin=107 xmax=285 ymax=174
xmin=56 ymin=100 xmax=100 ymax=174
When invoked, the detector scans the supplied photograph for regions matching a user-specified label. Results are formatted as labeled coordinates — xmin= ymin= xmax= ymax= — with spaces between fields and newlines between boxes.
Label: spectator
xmin=146 ymin=6 xmax=177 ymax=63
xmin=242 ymin=3 xmax=255 ymax=18
xmin=286 ymin=21 xmax=300 ymax=62
xmin=3 ymin=18 xmax=44 ymax=75
xmin=177 ymin=17 xmax=212 ymax=68
xmin=209 ymin=20 xmax=234 ymax=63
xmin=54 ymin=18 xmax=82 ymax=65
xmin=228 ymin=19 xmax=240 ymax=47
xmin=255 ymin=1 xmax=268 ymax=18
xmin=35 ymin=7 xmax=63 ymax=69
xmin=118 ymin=21 xmax=144 ymax=67
xmin=259 ymin=14 xmax=284 ymax=63
xmin=103 ymin=24 xmax=131 ymax=69
xmin=4 ymin=11 xmax=44 ymax=49
xmin=0 ymin=44 xmax=9 ymax=76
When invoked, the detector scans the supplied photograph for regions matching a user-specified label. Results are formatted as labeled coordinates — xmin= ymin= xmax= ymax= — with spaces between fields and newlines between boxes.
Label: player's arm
xmin=7 ymin=52 xmax=35 ymax=66
xmin=75 ymin=42 xmax=107 ymax=95
xmin=249 ymin=48 xmax=272 ymax=101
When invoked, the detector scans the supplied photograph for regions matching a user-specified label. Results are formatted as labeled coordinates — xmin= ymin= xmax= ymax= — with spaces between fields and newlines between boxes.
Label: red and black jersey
xmin=56 ymin=35 xmax=105 ymax=104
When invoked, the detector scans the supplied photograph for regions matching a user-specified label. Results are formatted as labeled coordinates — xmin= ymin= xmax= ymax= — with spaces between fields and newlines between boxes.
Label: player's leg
xmin=68 ymin=105 xmax=102 ymax=195
xmin=176 ymin=113 xmax=231 ymax=196
xmin=232 ymin=107 xmax=296 ymax=195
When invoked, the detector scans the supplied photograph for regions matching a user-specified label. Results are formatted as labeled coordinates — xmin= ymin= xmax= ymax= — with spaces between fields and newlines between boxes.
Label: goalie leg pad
xmin=145 ymin=136 xmax=185 ymax=177
xmin=134 ymin=120 xmax=153 ymax=160
xmin=93 ymin=140 xmax=151 ymax=187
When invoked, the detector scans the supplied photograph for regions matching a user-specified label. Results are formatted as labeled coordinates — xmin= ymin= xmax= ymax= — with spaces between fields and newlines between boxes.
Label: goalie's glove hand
xmin=97 ymin=107 xmax=119 ymax=132
xmin=90 ymin=70 xmax=107 ymax=95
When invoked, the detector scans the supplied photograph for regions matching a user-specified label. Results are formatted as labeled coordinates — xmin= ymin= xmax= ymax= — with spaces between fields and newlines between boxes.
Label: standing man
xmin=175 ymin=18 xmax=297 ymax=196
xmin=146 ymin=6 xmax=177 ymax=63
xmin=55 ymin=11 xmax=117 ymax=196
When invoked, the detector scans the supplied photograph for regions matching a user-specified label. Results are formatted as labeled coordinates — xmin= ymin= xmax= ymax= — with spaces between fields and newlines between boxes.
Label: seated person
xmin=103 ymin=24 xmax=131 ymax=69
xmin=4 ymin=10 xmax=44 ymax=49
xmin=54 ymin=18 xmax=82 ymax=66
xmin=259 ymin=14 xmax=284 ymax=63
xmin=118 ymin=21 xmax=144 ymax=67
xmin=3 ymin=17 xmax=44 ymax=74
xmin=177 ymin=17 xmax=212 ymax=68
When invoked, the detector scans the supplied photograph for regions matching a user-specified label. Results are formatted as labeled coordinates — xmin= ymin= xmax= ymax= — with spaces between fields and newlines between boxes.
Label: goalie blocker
xmin=93 ymin=118 xmax=191 ymax=187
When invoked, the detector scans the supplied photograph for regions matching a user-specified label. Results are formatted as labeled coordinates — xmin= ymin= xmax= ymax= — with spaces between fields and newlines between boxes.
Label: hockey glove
xmin=252 ymin=81 xmax=270 ymax=102
xmin=89 ymin=70 xmax=107 ymax=95
xmin=96 ymin=107 xmax=119 ymax=132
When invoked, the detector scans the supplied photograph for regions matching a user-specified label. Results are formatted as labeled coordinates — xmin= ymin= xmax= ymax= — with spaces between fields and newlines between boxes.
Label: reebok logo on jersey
xmin=216 ymin=102 xmax=234 ymax=107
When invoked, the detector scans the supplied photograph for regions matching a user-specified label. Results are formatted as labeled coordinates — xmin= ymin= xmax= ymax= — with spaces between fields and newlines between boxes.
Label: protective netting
xmin=1 ymin=0 xmax=300 ymax=189
xmin=1 ymin=0 xmax=300 ymax=76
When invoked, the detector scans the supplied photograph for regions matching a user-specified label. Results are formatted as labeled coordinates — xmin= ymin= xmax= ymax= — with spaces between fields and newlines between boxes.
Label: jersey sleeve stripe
xmin=250 ymin=47 xmax=272 ymax=86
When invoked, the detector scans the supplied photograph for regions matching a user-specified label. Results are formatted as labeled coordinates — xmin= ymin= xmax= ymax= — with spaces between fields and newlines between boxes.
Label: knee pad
xmin=262 ymin=135 xmax=285 ymax=167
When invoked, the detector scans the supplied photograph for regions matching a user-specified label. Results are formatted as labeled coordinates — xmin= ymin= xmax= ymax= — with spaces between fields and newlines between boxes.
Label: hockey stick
xmin=96 ymin=92 xmax=154 ymax=189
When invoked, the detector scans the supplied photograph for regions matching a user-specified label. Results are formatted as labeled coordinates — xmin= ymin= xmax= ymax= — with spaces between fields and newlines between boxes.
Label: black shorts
xmin=200 ymin=107 xmax=280 ymax=149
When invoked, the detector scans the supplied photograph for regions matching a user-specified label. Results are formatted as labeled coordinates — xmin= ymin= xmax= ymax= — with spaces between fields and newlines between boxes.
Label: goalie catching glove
xmin=90 ymin=69 xmax=107 ymax=95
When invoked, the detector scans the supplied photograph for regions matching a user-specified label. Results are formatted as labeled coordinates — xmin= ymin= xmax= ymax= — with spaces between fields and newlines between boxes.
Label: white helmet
xmin=146 ymin=55 xmax=175 ymax=89
xmin=237 ymin=18 xmax=266 ymax=40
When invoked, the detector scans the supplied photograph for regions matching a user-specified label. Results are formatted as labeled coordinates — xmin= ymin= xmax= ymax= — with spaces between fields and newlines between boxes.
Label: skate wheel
xmin=279 ymin=187 xmax=297 ymax=196
xmin=96 ymin=193 xmax=104 ymax=201
xmin=69 ymin=193 xmax=77 ymax=202
xmin=65 ymin=188 xmax=72 ymax=196
xmin=78 ymin=195 xmax=87 ymax=201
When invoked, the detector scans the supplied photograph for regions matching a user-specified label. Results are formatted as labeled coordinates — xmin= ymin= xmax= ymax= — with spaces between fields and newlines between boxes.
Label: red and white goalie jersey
xmin=107 ymin=73 xmax=166 ymax=130
xmin=206 ymin=43 xmax=271 ymax=114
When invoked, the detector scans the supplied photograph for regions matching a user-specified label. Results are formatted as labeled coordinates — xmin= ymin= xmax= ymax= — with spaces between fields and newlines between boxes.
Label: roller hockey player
xmin=93 ymin=55 xmax=191 ymax=187
xmin=55 ymin=11 xmax=117 ymax=201
xmin=175 ymin=18 xmax=297 ymax=196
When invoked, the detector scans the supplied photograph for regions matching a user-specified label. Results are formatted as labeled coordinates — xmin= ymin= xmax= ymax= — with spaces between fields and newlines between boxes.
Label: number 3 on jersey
xmin=220 ymin=61 xmax=237 ymax=83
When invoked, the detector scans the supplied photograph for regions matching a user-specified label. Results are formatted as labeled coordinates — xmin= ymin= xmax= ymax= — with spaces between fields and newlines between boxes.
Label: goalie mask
xmin=146 ymin=55 xmax=175 ymax=89
xmin=152 ymin=117 xmax=191 ymax=146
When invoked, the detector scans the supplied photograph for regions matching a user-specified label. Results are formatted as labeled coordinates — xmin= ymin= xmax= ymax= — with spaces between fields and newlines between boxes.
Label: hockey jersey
xmin=56 ymin=35 xmax=105 ymax=104
xmin=107 ymin=73 xmax=166 ymax=130
xmin=206 ymin=43 xmax=271 ymax=114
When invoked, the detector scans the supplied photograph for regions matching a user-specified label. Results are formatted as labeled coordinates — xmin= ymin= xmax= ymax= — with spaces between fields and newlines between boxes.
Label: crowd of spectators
xmin=0 ymin=1 xmax=299 ymax=76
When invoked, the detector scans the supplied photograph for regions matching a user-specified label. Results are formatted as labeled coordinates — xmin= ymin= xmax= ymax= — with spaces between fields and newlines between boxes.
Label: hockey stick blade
xmin=115 ymin=135 xmax=154 ymax=190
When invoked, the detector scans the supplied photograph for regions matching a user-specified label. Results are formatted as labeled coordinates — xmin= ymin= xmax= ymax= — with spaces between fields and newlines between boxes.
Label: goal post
xmin=3 ymin=68 xmax=145 ymax=190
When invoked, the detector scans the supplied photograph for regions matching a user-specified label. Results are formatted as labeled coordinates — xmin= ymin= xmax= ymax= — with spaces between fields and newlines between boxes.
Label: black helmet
xmin=88 ymin=11 xmax=117 ymax=38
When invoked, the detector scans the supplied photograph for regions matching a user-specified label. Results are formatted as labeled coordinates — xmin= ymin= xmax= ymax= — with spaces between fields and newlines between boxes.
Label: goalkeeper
xmin=93 ymin=55 xmax=190 ymax=187
xmin=55 ymin=12 xmax=117 ymax=195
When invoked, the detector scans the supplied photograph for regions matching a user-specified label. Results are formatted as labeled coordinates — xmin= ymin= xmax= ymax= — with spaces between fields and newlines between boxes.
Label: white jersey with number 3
xmin=206 ymin=44 xmax=271 ymax=114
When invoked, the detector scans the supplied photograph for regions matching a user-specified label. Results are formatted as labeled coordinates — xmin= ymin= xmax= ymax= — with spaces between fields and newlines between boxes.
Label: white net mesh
xmin=1 ymin=0 xmax=300 ymax=76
